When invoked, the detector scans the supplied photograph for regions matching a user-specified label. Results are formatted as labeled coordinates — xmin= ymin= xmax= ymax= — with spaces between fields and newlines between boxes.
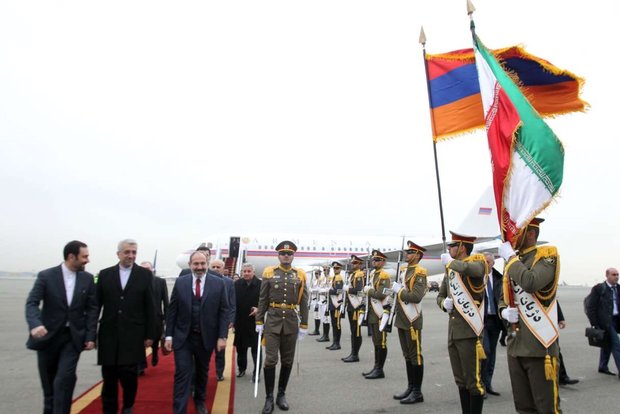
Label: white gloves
xmin=501 ymin=307 xmax=519 ymax=323
xmin=342 ymin=283 xmax=350 ymax=292
xmin=357 ymin=310 xmax=365 ymax=327
xmin=443 ymin=297 xmax=454 ymax=312
xmin=499 ymin=241 xmax=516 ymax=262
xmin=379 ymin=313 xmax=390 ymax=331
xmin=255 ymin=324 xmax=264 ymax=335
xmin=298 ymin=328 xmax=307 ymax=341
xmin=391 ymin=282 xmax=403 ymax=294
xmin=363 ymin=285 xmax=372 ymax=294
xmin=440 ymin=253 xmax=453 ymax=266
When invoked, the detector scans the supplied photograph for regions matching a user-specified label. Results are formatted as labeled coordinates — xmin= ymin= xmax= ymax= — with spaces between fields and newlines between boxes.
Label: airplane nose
xmin=176 ymin=253 xmax=190 ymax=269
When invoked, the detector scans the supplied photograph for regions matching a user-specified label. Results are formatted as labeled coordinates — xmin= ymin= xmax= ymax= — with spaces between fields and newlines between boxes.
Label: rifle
xmin=506 ymin=275 xmax=519 ymax=338
xmin=339 ymin=262 xmax=349 ymax=318
xmin=358 ymin=252 xmax=372 ymax=328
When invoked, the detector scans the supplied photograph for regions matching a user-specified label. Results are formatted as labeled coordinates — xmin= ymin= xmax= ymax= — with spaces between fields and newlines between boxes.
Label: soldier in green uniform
xmin=326 ymin=262 xmax=344 ymax=350
xmin=437 ymin=232 xmax=487 ymax=414
xmin=361 ymin=250 xmax=391 ymax=379
xmin=255 ymin=241 xmax=309 ymax=414
xmin=498 ymin=218 xmax=561 ymax=414
xmin=392 ymin=241 xmax=428 ymax=404
xmin=341 ymin=255 xmax=365 ymax=363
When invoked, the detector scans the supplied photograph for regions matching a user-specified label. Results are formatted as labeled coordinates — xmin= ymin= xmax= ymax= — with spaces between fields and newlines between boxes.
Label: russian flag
xmin=478 ymin=207 xmax=493 ymax=216
xmin=426 ymin=46 xmax=587 ymax=142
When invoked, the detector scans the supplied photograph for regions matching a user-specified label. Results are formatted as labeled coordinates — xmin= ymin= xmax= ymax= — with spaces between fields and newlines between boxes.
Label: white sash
xmin=347 ymin=292 xmax=361 ymax=309
xmin=511 ymin=280 xmax=559 ymax=348
xmin=448 ymin=269 xmax=485 ymax=336
xmin=330 ymin=293 xmax=342 ymax=308
xmin=370 ymin=297 xmax=387 ymax=318
xmin=398 ymin=297 xmax=421 ymax=323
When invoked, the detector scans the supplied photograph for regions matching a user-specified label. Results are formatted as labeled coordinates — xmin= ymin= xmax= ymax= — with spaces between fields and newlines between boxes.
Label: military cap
xmin=350 ymin=254 xmax=363 ymax=264
xmin=405 ymin=240 xmax=427 ymax=254
xmin=527 ymin=217 xmax=545 ymax=228
xmin=331 ymin=261 xmax=343 ymax=268
xmin=276 ymin=240 xmax=297 ymax=253
xmin=371 ymin=249 xmax=387 ymax=260
xmin=447 ymin=231 xmax=476 ymax=247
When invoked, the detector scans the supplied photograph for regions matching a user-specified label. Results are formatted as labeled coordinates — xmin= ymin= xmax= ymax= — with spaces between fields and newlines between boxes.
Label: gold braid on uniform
xmin=463 ymin=254 xmax=487 ymax=294
xmin=531 ymin=246 xmax=560 ymax=302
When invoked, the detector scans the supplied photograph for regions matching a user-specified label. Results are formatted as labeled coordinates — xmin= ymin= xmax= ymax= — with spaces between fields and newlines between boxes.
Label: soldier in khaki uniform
xmin=326 ymin=262 xmax=344 ymax=350
xmin=437 ymin=232 xmax=487 ymax=414
xmin=341 ymin=255 xmax=365 ymax=363
xmin=255 ymin=241 xmax=309 ymax=414
xmin=361 ymin=250 xmax=391 ymax=379
xmin=392 ymin=241 xmax=428 ymax=405
xmin=498 ymin=218 xmax=561 ymax=414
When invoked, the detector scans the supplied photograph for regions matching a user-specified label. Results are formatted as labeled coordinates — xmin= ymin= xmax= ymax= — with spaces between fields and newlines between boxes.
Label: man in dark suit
xmin=481 ymin=253 xmax=504 ymax=397
xmin=178 ymin=244 xmax=210 ymax=277
xmin=140 ymin=261 xmax=169 ymax=369
xmin=97 ymin=239 xmax=156 ymax=414
xmin=165 ymin=250 xmax=230 ymax=414
xmin=234 ymin=263 xmax=261 ymax=380
xmin=209 ymin=258 xmax=236 ymax=381
xmin=586 ymin=267 xmax=620 ymax=378
xmin=25 ymin=240 xmax=99 ymax=414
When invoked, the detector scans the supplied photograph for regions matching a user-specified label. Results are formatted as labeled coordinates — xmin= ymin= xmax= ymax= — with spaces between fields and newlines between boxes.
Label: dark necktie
xmin=195 ymin=278 xmax=201 ymax=300
xmin=487 ymin=278 xmax=496 ymax=315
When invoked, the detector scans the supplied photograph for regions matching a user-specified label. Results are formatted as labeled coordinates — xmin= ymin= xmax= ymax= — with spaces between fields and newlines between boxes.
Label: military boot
xmin=470 ymin=394 xmax=484 ymax=414
xmin=275 ymin=365 xmax=292 ymax=411
xmin=362 ymin=346 xmax=379 ymax=376
xmin=394 ymin=360 xmax=414 ymax=400
xmin=458 ymin=388 xmax=471 ymax=414
xmin=308 ymin=319 xmax=320 ymax=336
xmin=365 ymin=347 xmax=386 ymax=379
xmin=262 ymin=367 xmax=276 ymax=414
xmin=327 ymin=327 xmax=341 ymax=350
xmin=401 ymin=363 xmax=424 ymax=404
xmin=316 ymin=323 xmax=330 ymax=342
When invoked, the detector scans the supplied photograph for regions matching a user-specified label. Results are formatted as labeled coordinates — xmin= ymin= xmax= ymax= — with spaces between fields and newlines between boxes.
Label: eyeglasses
xmin=278 ymin=251 xmax=294 ymax=256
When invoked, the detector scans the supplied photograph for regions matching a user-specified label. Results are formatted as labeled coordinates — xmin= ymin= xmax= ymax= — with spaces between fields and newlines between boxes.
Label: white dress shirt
xmin=119 ymin=265 xmax=132 ymax=290
xmin=193 ymin=274 xmax=205 ymax=297
xmin=61 ymin=262 xmax=76 ymax=307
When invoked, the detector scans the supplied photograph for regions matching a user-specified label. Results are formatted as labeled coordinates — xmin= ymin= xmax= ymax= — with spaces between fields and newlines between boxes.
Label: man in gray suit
xmin=25 ymin=240 xmax=99 ymax=414
xmin=165 ymin=251 xmax=230 ymax=414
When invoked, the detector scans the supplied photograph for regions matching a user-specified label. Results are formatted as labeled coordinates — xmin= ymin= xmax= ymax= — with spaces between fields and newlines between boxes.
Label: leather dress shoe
xmin=342 ymin=355 xmax=359 ymax=363
xmin=151 ymin=354 xmax=159 ymax=367
xmin=121 ymin=408 xmax=133 ymax=414
xmin=217 ymin=374 xmax=224 ymax=381
xmin=559 ymin=377 xmax=579 ymax=385
xmin=237 ymin=370 xmax=245 ymax=378
xmin=195 ymin=403 xmax=208 ymax=414
xmin=276 ymin=392 xmax=289 ymax=410
xmin=486 ymin=388 xmax=501 ymax=396
xmin=599 ymin=368 xmax=617 ymax=376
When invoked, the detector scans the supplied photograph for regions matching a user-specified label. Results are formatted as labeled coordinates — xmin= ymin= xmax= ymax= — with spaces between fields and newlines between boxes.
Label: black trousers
xmin=236 ymin=333 xmax=260 ymax=373
xmin=173 ymin=333 xmax=213 ymax=414
xmin=101 ymin=364 xmax=139 ymax=414
xmin=37 ymin=328 xmax=81 ymax=414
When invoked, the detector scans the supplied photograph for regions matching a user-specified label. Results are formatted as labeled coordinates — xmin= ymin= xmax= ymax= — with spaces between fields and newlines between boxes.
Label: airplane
xmin=174 ymin=187 xmax=501 ymax=280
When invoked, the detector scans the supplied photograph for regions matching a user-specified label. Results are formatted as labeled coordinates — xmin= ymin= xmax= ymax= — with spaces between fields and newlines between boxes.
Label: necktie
xmin=487 ymin=278 xmax=496 ymax=315
xmin=195 ymin=278 xmax=201 ymax=300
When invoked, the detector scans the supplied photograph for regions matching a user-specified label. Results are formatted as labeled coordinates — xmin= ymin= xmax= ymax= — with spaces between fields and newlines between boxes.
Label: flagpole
xmin=419 ymin=26 xmax=447 ymax=252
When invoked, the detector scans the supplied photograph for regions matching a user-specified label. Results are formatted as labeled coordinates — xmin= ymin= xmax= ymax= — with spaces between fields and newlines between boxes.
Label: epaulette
xmin=533 ymin=246 xmax=558 ymax=266
xmin=415 ymin=266 xmax=428 ymax=277
xmin=294 ymin=267 xmax=307 ymax=283
xmin=379 ymin=270 xmax=391 ymax=280
xmin=464 ymin=253 xmax=486 ymax=263
xmin=262 ymin=266 xmax=276 ymax=279
xmin=334 ymin=274 xmax=344 ymax=282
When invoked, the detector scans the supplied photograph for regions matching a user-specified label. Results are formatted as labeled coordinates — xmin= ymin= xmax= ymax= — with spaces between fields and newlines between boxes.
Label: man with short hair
xmin=438 ymin=232 xmax=487 ymax=414
xmin=255 ymin=241 xmax=309 ymax=414
xmin=179 ymin=244 xmax=210 ymax=277
xmin=234 ymin=263 xmax=261 ymax=380
xmin=26 ymin=240 xmax=98 ymax=414
xmin=498 ymin=218 xmax=562 ymax=413
xmin=97 ymin=239 xmax=156 ymax=414
xmin=165 ymin=251 xmax=230 ymax=414
xmin=586 ymin=267 xmax=620 ymax=378
xmin=209 ymin=259 xmax=236 ymax=381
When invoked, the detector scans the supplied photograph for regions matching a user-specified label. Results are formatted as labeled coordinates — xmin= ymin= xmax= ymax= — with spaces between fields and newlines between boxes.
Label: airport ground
xmin=3 ymin=276 xmax=618 ymax=413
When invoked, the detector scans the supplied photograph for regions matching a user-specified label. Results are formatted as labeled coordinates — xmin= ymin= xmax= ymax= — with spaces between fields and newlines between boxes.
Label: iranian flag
xmin=473 ymin=35 xmax=564 ymax=243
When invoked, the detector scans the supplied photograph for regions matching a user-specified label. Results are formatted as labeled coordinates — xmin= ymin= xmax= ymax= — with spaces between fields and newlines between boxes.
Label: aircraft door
xmin=229 ymin=237 xmax=240 ymax=259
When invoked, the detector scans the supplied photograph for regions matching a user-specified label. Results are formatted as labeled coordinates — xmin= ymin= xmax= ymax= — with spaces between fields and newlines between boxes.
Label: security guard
xmin=498 ymin=218 xmax=561 ymax=414
xmin=362 ymin=250 xmax=391 ymax=379
xmin=437 ymin=232 xmax=487 ymax=414
xmin=326 ymin=262 xmax=344 ymax=350
xmin=341 ymin=255 xmax=365 ymax=363
xmin=393 ymin=241 xmax=428 ymax=404
xmin=255 ymin=241 xmax=309 ymax=414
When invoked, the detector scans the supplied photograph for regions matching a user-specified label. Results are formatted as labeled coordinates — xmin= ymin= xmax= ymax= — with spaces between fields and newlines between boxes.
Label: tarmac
xmin=3 ymin=276 xmax=618 ymax=413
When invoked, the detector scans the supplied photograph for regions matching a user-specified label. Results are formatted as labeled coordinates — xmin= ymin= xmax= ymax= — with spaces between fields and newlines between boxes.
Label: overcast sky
xmin=1 ymin=1 xmax=617 ymax=286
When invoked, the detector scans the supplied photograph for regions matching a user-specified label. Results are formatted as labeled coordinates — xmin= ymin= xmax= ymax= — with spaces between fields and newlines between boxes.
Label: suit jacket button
xmin=120 ymin=296 xmax=124 ymax=300
xmin=118 ymin=310 xmax=122 ymax=314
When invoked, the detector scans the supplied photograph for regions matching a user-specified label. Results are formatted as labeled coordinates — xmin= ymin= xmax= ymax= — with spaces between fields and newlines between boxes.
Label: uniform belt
xmin=269 ymin=302 xmax=297 ymax=310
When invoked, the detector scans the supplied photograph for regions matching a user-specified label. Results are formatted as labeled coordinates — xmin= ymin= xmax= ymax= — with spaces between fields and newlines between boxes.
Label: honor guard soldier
xmin=437 ymin=232 xmax=487 ymax=414
xmin=498 ymin=218 xmax=561 ymax=414
xmin=341 ymin=255 xmax=365 ymax=363
xmin=316 ymin=266 xmax=331 ymax=343
xmin=326 ymin=262 xmax=344 ymax=350
xmin=255 ymin=241 xmax=309 ymax=414
xmin=392 ymin=241 xmax=428 ymax=404
xmin=361 ymin=250 xmax=392 ymax=379
xmin=308 ymin=270 xmax=322 ymax=336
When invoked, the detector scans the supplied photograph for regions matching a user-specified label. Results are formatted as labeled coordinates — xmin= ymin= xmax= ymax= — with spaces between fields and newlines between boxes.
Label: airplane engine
xmin=176 ymin=253 xmax=191 ymax=269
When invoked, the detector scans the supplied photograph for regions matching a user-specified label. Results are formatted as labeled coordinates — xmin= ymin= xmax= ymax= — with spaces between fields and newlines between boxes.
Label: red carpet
xmin=72 ymin=339 xmax=236 ymax=414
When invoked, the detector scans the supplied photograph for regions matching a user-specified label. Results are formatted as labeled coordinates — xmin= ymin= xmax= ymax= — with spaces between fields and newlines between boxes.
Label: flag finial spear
xmin=419 ymin=26 xmax=426 ymax=46
xmin=467 ymin=0 xmax=476 ymax=16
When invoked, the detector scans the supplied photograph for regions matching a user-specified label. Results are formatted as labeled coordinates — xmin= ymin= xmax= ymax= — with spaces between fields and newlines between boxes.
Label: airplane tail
xmin=454 ymin=187 xmax=500 ymax=238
